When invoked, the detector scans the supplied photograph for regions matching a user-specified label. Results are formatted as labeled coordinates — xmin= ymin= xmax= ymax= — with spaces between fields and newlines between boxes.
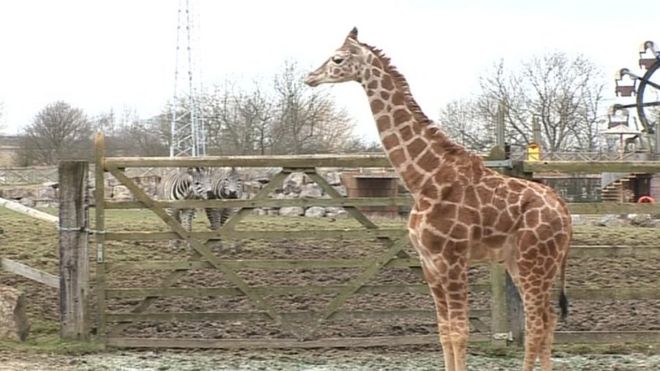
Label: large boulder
xmin=112 ymin=185 xmax=133 ymax=201
xmin=305 ymin=206 xmax=326 ymax=218
xmin=595 ymin=214 xmax=627 ymax=227
xmin=279 ymin=207 xmax=304 ymax=217
xmin=299 ymin=184 xmax=323 ymax=199
xmin=0 ymin=285 xmax=30 ymax=341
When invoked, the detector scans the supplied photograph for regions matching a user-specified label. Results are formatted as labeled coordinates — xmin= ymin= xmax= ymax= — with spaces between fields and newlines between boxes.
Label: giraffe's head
xmin=304 ymin=27 xmax=366 ymax=87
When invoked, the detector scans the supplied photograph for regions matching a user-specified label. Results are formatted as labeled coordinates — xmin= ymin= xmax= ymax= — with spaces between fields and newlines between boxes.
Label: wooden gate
xmin=93 ymin=133 xmax=499 ymax=348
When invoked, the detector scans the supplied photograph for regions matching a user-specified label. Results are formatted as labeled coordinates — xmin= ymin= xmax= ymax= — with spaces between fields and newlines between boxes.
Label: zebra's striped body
xmin=205 ymin=167 xmax=243 ymax=231
xmin=160 ymin=167 xmax=212 ymax=249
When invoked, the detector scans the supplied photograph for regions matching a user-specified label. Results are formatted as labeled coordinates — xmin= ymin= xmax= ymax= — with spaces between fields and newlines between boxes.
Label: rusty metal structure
xmin=613 ymin=41 xmax=660 ymax=155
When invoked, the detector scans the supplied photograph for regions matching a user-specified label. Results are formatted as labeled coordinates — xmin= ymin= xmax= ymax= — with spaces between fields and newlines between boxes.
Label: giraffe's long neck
xmin=360 ymin=49 xmax=459 ymax=194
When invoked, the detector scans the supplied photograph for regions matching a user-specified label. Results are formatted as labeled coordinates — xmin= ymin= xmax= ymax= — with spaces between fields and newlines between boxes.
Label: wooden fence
xmin=3 ymin=136 xmax=660 ymax=347
xmin=77 ymin=132 xmax=660 ymax=349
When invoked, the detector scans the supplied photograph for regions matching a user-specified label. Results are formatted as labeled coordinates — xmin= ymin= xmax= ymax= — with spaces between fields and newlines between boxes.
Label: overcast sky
xmin=0 ymin=0 xmax=659 ymax=142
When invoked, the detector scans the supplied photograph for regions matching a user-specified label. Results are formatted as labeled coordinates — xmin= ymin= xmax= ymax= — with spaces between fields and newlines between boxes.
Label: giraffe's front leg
xmin=445 ymin=258 xmax=470 ymax=371
xmin=425 ymin=278 xmax=455 ymax=371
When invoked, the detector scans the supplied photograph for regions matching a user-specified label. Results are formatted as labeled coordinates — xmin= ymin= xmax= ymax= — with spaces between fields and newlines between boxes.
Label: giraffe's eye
xmin=331 ymin=56 xmax=345 ymax=64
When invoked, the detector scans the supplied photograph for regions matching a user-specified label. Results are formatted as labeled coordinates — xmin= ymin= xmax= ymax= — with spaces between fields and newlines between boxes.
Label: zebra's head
xmin=217 ymin=167 xmax=243 ymax=199
xmin=186 ymin=167 xmax=213 ymax=200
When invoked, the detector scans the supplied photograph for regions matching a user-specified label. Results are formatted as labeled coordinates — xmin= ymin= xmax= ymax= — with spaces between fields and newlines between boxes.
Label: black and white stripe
xmin=160 ymin=167 xmax=212 ymax=248
xmin=205 ymin=167 xmax=243 ymax=230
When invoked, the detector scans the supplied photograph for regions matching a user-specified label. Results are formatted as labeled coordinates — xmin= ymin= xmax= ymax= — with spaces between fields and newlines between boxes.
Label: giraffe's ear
xmin=347 ymin=27 xmax=358 ymax=41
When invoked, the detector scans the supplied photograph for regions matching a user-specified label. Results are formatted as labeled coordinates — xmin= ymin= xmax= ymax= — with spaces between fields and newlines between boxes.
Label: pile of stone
xmin=0 ymin=182 xmax=58 ymax=208
xmin=248 ymin=170 xmax=349 ymax=218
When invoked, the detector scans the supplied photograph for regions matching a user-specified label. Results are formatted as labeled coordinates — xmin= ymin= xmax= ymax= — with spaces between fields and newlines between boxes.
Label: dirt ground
xmin=2 ymin=348 xmax=660 ymax=370
xmin=1 ymin=208 xmax=660 ymax=370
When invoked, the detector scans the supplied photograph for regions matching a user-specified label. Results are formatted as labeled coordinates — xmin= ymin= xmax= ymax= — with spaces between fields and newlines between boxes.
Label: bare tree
xmin=270 ymin=61 xmax=354 ymax=154
xmin=20 ymin=101 xmax=92 ymax=165
xmin=476 ymin=53 xmax=605 ymax=153
xmin=438 ymin=98 xmax=495 ymax=153
xmin=201 ymin=62 xmax=358 ymax=155
xmin=204 ymin=83 xmax=274 ymax=155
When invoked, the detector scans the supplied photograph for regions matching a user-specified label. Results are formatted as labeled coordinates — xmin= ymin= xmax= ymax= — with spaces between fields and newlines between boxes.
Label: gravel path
xmin=2 ymin=349 xmax=660 ymax=371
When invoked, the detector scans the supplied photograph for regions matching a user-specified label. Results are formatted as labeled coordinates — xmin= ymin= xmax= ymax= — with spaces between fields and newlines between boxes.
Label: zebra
xmin=205 ymin=167 xmax=243 ymax=251
xmin=159 ymin=167 xmax=213 ymax=249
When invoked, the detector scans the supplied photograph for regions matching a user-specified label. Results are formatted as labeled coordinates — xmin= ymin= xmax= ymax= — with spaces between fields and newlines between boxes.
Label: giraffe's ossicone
xmin=306 ymin=27 xmax=572 ymax=371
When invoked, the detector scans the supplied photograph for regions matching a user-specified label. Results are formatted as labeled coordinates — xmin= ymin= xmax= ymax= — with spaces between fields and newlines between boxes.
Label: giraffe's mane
xmin=362 ymin=42 xmax=470 ymax=157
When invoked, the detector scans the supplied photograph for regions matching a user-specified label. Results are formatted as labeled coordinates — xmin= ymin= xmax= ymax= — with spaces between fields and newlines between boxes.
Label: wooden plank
xmin=0 ymin=257 xmax=59 ymax=288
xmin=105 ymin=228 xmax=407 ymax=242
xmin=58 ymin=161 xmax=90 ymax=340
xmin=567 ymin=287 xmax=660 ymax=301
xmin=555 ymin=331 xmax=660 ymax=344
xmin=107 ymin=257 xmax=420 ymax=271
xmin=489 ymin=263 xmax=509 ymax=341
xmin=105 ymin=154 xmax=393 ymax=169
xmin=0 ymin=197 xmax=58 ymax=224
xmin=94 ymin=132 xmax=108 ymax=338
xmin=523 ymin=160 xmax=660 ymax=174
xmin=105 ymin=309 xmax=490 ymax=323
xmin=101 ymin=154 xmax=509 ymax=170
xmin=106 ymin=333 xmax=492 ymax=349
xmin=567 ymin=202 xmax=660 ymax=214
xmin=105 ymin=199 xmax=660 ymax=215
xmin=569 ymin=245 xmax=660 ymax=258
xmin=105 ymin=196 xmax=414 ymax=210
xmin=105 ymin=283 xmax=491 ymax=298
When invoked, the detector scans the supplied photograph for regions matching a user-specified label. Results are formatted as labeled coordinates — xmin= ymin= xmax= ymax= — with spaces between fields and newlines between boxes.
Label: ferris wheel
xmin=614 ymin=41 xmax=660 ymax=152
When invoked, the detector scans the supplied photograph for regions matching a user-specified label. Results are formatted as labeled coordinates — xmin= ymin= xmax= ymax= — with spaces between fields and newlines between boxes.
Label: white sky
xmin=0 ymin=0 xmax=659 ymax=142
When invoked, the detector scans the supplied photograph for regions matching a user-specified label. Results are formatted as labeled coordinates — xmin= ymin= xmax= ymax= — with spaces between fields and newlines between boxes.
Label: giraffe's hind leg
xmin=516 ymin=267 xmax=560 ymax=371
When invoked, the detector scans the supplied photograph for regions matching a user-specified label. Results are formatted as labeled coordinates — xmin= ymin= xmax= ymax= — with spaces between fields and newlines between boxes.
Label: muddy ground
xmin=1 ymin=208 xmax=660 ymax=370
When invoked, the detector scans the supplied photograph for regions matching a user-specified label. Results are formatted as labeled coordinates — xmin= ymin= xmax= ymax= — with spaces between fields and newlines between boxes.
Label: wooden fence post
xmin=490 ymin=264 xmax=525 ymax=345
xmin=58 ymin=160 xmax=90 ymax=340
xmin=490 ymin=263 xmax=509 ymax=345
xmin=506 ymin=271 xmax=524 ymax=345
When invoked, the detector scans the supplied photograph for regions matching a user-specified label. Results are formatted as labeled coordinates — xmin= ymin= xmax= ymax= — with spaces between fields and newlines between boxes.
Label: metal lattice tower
xmin=170 ymin=0 xmax=206 ymax=157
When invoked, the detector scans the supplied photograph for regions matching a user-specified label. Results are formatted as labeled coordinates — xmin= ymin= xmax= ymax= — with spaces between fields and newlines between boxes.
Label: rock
xmin=1 ymin=187 xmax=36 ymax=200
xmin=571 ymin=214 xmax=587 ymax=226
xmin=18 ymin=198 xmax=35 ymax=208
xmin=279 ymin=207 xmax=304 ymax=217
xmin=254 ymin=208 xmax=268 ymax=216
xmin=0 ymin=285 xmax=30 ymax=341
xmin=36 ymin=183 xmax=57 ymax=200
xmin=628 ymin=214 xmax=654 ymax=227
xmin=326 ymin=207 xmax=349 ymax=219
xmin=305 ymin=206 xmax=326 ymax=218
xmin=323 ymin=171 xmax=342 ymax=186
xmin=267 ymin=209 xmax=280 ymax=216
xmin=299 ymin=184 xmax=323 ymax=198
xmin=332 ymin=185 xmax=347 ymax=197
xmin=112 ymin=185 xmax=133 ymax=201
xmin=283 ymin=173 xmax=306 ymax=194
xmin=595 ymin=214 xmax=627 ymax=227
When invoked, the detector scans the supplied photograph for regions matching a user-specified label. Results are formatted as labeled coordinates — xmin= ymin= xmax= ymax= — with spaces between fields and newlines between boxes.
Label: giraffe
xmin=305 ymin=28 xmax=571 ymax=371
